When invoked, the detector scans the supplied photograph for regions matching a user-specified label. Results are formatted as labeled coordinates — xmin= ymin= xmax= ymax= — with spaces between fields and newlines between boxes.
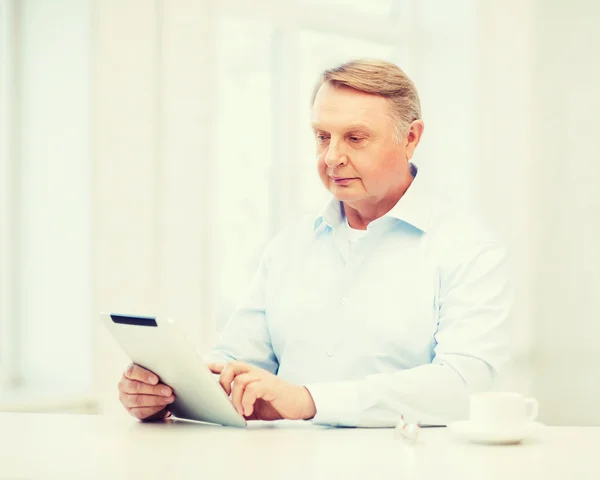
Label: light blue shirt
xmin=207 ymin=166 xmax=512 ymax=427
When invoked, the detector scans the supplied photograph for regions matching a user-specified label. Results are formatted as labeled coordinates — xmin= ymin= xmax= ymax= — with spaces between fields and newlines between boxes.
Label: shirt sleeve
xmin=304 ymin=241 xmax=513 ymax=427
xmin=202 ymin=241 xmax=279 ymax=374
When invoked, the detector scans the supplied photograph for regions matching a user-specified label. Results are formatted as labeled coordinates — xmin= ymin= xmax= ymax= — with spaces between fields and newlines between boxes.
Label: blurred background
xmin=0 ymin=0 xmax=598 ymax=423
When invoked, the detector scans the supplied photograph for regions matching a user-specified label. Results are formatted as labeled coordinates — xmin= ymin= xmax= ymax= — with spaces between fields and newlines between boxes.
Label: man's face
xmin=311 ymin=82 xmax=421 ymax=207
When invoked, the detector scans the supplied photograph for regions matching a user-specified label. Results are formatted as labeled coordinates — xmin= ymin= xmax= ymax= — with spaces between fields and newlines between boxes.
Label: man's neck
xmin=343 ymin=174 xmax=414 ymax=230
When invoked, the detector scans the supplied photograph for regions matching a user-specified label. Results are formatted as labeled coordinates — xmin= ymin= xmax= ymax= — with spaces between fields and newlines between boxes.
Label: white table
xmin=0 ymin=413 xmax=597 ymax=479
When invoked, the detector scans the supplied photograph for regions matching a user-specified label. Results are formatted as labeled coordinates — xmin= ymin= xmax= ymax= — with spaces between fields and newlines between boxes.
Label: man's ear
xmin=404 ymin=120 xmax=424 ymax=161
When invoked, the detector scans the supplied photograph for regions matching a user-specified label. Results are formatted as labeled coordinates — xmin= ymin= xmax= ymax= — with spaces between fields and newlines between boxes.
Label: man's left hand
xmin=208 ymin=361 xmax=317 ymax=421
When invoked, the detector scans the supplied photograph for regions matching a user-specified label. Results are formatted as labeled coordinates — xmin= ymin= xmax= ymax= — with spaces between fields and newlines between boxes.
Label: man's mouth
xmin=331 ymin=177 xmax=357 ymax=185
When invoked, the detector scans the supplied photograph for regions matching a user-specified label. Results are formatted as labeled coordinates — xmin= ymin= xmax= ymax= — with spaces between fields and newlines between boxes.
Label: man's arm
xmin=202 ymin=241 xmax=279 ymax=374
xmin=305 ymin=241 xmax=513 ymax=427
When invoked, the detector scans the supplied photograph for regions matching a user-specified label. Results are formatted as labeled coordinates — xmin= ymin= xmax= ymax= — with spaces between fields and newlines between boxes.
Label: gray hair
xmin=312 ymin=59 xmax=422 ymax=142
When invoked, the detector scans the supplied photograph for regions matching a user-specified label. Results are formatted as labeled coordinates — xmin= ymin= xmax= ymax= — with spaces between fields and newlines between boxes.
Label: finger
xmin=120 ymin=392 xmax=175 ymax=409
xmin=242 ymin=382 xmax=265 ymax=417
xmin=129 ymin=406 xmax=166 ymax=421
xmin=230 ymin=374 xmax=258 ymax=416
xmin=208 ymin=363 xmax=225 ymax=374
xmin=119 ymin=377 xmax=173 ymax=397
xmin=124 ymin=363 xmax=159 ymax=385
xmin=219 ymin=361 xmax=252 ymax=395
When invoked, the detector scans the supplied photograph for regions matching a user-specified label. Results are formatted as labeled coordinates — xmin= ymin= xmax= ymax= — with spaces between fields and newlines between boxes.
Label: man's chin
xmin=330 ymin=187 xmax=361 ymax=202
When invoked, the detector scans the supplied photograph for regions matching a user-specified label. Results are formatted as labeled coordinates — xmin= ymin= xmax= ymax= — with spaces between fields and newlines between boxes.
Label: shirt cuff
xmin=304 ymin=381 xmax=362 ymax=427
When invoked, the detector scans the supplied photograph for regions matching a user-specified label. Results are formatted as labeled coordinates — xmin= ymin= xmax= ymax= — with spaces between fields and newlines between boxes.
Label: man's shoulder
xmin=428 ymin=195 xmax=505 ymax=253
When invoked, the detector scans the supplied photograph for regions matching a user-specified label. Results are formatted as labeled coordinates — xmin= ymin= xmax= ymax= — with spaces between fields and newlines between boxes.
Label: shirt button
xmin=340 ymin=297 xmax=348 ymax=305
xmin=327 ymin=351 xmax=334 ymax=357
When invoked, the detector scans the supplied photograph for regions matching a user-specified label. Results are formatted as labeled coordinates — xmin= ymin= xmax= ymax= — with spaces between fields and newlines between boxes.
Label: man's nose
xmin=324 ymin=141 xmax=348 ymax=168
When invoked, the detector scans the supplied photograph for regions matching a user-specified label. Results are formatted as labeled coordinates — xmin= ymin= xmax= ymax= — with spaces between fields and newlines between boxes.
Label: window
xmin=212 ymin=1 xmax=412 ymax=326
xmin=0 ymin=0 xmax=92 ymax=400
xmin=214 ymin=16 xmax=274 ymax=326
xmin=300 ymin=0 xmax=395 ymax=16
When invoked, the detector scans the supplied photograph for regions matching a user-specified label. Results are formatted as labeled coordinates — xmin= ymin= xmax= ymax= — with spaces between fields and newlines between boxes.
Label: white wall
xmin=477 ymin=0 xmax=600 ymax=424
xmin=411 ymin=0 xmax=479 ymax=210
xmin=529 ymin=0 xmax=600 ymax=425
xmin=475 ymin=0 xmax=535 ymax=396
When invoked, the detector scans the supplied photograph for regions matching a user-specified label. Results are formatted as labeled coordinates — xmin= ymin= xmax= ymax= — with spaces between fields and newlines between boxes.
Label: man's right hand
xmin=118 ymin=364 xmax=175 ymax=420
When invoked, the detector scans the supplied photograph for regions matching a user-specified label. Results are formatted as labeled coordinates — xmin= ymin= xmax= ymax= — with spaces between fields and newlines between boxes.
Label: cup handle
xmin=525 ymin=397 xmax=539 ymax=421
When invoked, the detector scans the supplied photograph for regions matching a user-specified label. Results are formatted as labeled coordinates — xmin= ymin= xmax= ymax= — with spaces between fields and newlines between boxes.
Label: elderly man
xmin=117 ymin=59 xmax=512 ymax=427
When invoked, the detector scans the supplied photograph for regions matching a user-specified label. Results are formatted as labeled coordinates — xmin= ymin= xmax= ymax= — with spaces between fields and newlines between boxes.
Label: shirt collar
xmin=384 ymin=163 xmax=431 ymax=232
xmin=313 ymin=163 xmax=431 ymax=233
xmin=313 ymin=197 xmax=344 ymax=232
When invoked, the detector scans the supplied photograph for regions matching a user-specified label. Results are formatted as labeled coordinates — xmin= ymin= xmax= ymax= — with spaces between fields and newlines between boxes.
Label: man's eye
xmin=349 ymin=136 xmax=363 ymax=143
xmin=316 ymin=135 xmax=329 ymax=143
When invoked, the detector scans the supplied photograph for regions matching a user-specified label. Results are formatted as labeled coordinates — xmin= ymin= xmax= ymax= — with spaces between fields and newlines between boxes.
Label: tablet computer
xmin=101 ymin=313 xmax=246 ymax=428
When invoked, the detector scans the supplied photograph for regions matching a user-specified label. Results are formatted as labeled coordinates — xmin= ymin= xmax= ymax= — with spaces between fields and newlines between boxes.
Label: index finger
xmin=208 ymin=363 xmax=225 ymax=374
xmin=218 ymin=361 xmax=252 ymax=395
xmin=124 ymin=363 xmax=159 ymax=385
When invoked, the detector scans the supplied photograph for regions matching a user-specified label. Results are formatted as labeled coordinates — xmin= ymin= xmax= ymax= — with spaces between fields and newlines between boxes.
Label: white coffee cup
xmin=470 ymin=392 xmax=538 ymax=428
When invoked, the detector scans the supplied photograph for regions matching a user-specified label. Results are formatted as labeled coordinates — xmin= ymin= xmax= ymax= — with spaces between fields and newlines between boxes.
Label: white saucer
xmin=449 ymin=421 xmax=544 ymax=445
